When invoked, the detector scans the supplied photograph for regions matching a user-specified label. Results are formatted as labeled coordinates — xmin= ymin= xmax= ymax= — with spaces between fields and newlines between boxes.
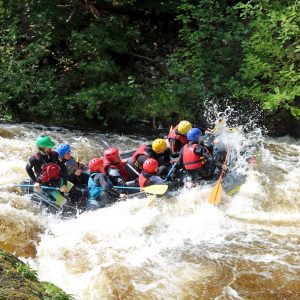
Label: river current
xmin=0 ymin=122 xmax=299 ymax=299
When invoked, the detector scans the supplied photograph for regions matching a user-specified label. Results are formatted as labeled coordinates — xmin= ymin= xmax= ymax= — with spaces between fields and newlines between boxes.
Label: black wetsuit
xmin=26 ymin=151 xmax=68 ymax=186
xmin=133 ymin=145 xmax=172 ymax=177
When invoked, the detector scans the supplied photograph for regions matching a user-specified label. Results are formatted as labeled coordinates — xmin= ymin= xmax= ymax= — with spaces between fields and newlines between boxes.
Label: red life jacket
xmin=168 ymin=125 xmax=188 ymax=145
xmin=103 ymin=158 xmax=129 ymax=182
xmin=138 ymin=172 xmax=148 ymax=188
xmin=40 ymin=163 xmax=61 ymax=183
xmin=34 ymin=152 xmax=61 ymax=183
xmin=132 ymin=144 xmax=150 ymax=163
xmin=182 ymin=144 xmax=204 ymax=170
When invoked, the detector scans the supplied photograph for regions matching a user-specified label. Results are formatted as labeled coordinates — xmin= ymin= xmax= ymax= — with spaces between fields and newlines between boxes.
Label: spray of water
xmin=0 ymin=119 xmax=300 ymax=299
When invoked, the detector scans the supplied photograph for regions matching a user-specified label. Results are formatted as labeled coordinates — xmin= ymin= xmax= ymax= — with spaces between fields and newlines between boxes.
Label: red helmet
xmin=143 ymin=158 xmax=158 ymax=174
xmin=104 ymin=147 xmax=120 ymax=163
xmin=89 ymin=157 xmax=104 ymax=172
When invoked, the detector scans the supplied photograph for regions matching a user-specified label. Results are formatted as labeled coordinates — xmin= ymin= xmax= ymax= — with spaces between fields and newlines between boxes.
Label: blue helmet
xmin=187 ymin=128 xmax=202 ymax=142
xmin=56 ymin=143 xmax=71 ymax=158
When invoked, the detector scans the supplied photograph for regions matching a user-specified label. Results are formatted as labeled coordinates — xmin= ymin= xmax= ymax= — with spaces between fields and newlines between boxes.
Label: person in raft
xmin=167 ymin=120 xmax=192 ymax=158
xmin=131 ymin=138 xmax=171 ymax=176
xmin=26 ymin=135 xmax=68 ymax=193
xmin=138 ymin=158 xmax=165 ymax=188
xmin=86 ymin=157 xmax=125 ymax=210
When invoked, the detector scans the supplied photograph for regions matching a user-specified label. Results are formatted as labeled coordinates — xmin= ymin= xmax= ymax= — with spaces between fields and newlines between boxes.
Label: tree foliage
xmin=232 ymin=0 xmax=300 ymax=117
xmin=0 ymin=0 xmax=299 ymax=128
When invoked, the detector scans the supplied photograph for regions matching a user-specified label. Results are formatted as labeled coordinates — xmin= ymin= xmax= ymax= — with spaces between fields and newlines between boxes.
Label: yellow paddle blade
xmin=142 ymin=184 xmax=168 ymax=195
xmin=208 ymin=147 xmax=231 ymax=205
xmin=208 ymin=180 xmax=223 ymax=205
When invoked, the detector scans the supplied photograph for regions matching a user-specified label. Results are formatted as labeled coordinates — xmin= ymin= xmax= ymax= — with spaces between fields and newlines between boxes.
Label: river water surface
xmin=0 ymin=122 xmax=299 ymax=300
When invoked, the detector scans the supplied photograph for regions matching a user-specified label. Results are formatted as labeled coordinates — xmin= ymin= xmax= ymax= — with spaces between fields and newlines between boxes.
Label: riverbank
xmin=2 ymin=109 xmax=300 ymax=139
xmin=0 ymin=249 xmax=73 ymax=300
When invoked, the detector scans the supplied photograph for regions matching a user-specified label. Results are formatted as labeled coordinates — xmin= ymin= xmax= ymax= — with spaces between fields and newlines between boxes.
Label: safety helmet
xmin=178 ymin=120 xmax=192 ymax=135
xmin=55 ymin=143 xmax=71 ymax=158
xmin=89 ymin=157 xmax=104 ymax=172
xmin=35 ymin=135 xmax=55 ymax=148
xmin=104 ymin=147 xmax=120 ymax=163
xmin=187 ymin=128 xmax=202 ymax=142
xmin=143 ymin=158 xmax=159 ymax=174
xmin=152 ymin=138 xmax=167 ymax=154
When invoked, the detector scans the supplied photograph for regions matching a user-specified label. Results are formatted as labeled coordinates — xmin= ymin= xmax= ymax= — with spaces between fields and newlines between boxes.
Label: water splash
xmin=1 ymin=121 xmax=300 ymax=299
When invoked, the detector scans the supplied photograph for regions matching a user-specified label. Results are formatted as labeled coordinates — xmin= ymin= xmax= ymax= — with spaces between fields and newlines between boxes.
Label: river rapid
xmin=0 ymin=121 xmax=300 ymax=300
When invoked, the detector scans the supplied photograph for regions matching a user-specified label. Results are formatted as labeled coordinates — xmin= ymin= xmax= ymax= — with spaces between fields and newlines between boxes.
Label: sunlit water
xmin=0 ymin=122 xmax=299 ymax=299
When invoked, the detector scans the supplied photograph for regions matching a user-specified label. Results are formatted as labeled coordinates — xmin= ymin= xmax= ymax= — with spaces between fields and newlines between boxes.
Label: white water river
xmin=0 ymin=122 xmax=299 ymax=299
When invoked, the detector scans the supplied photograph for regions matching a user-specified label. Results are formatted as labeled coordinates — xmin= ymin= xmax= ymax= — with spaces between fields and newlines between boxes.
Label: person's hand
xmin=222 ymin=164 xmax=228 ymax=171
xmin=119 ymin=193 xmax=127 ymax=200
xmin=34 ymin=182 xmax=41 ymax=191
xmin=75 ymin=169 xmax=82 ymax=176
xmin=121 ymin=159 xmax=128 ymax=164
xmin=60 ymin=185 xmax=68 ymax=193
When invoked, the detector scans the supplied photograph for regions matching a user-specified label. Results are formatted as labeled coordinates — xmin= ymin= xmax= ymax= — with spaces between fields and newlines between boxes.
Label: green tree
xmin=170 ymin=0 xmax=247 ymax=114
xmin=231 ymin=0 xmax=300 ymax=117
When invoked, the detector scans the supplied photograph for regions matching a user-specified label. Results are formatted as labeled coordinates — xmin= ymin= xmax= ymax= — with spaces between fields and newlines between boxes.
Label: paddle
xmin=165 ymin=162 xmax=177 ymax=181
xmin=8 ymin=184 xmax=72 ymax=207
xmin=113 ymin=184 xmax=168 ymax=195
xmin=0 ymin=184 xmax=59 ymax=191
xmin=12 ymin=184 xmax=59 ymax=190
xmin=208 ymin=147 xmax=232 ymax=205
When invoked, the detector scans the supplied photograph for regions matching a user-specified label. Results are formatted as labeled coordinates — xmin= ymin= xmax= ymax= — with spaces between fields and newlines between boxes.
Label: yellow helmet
xmin=152 ymin=138 xmax=167 ymax=154
xmin=178 ymin=120 xmax=192 ymax=135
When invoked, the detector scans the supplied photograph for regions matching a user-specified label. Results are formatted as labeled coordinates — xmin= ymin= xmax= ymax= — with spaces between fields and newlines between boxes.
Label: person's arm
xmin=211 ymin=151 xmax=227 ymax=169
xmin=169 ymin=139 xmax=181 ymax=158
xmin=95 ymin=173 xmax=121 ymax=198
xmin=148 ymin=175 xmax=165 ymax=186
xmin=163 ymin=148 xmax=172 ymax=163
xmin=175 ymin=147 xmax=184 ymax=170
xmin=25 ymin=161 xmax=37 ymax=183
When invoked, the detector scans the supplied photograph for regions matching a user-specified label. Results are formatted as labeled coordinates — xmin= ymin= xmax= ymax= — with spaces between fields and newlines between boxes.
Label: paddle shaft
xmin=113 ymin=186 xmax=141 ymax=191
xmin=10 ymin=184 xmax=59 ymax=191
xmin=165 ymin=162 xmax=177 ymax=181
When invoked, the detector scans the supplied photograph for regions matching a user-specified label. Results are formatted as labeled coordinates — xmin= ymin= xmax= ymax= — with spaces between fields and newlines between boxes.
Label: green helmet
xmin=35 ymin=135 xmax=55 ymax=148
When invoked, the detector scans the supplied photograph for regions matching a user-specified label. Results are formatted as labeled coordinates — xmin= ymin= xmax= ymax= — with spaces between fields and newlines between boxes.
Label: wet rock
xmin=0 ymin=128 xmax=14 ymax=139
xmin=263 ymin=109 xmax=300 ymax=138
xmin=0 ymin=248 xmax=73 ymax=300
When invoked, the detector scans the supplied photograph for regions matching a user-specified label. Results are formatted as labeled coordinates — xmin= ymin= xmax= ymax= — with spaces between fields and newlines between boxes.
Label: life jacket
xmin=168 ymin=125 xmax=188 ymax=145
xmin=88 ymin=173 xmax=104 ymax=200
xmin=40 ymin=163 xmax=61 ymax=183
xmin=132 ymin=144 xmax=152 ymax=170
xmin=103 ymin=159 xmax=129 ymax=182
xmin=34 ymin=152 xmax=61 ymax=183
xmin=64 ymin=157 xmax=77 ymax=176
xmin=138 ymin=171 xmax=152 ymax=188
xmin=132 ymin=144 xmax=150 ymax=163
xmin=182 ymin=144 xmax=204 ymax=170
